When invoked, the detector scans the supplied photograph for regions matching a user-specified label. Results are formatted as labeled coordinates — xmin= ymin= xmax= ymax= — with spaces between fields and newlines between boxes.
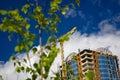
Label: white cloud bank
xmin=0 ymin=19 xmax=120 ymax=80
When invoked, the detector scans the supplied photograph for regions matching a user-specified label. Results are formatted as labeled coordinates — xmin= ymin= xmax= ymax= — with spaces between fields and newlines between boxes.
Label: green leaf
xmin=71 ymin=3 xmax=75 ymax=8
xmin=16 ymin=67 xmax=21 ymax=73
xmin=14 ymin=62 xmax=16 ymax=66
xmin=26 ymin=67 xmax=31 ymax=73
xmin=21 ymin=66 xmax=24 ymax=71
xmin=28 ymin=41 xmax=33 ymax=46
xmin=26 ymin=24 xmax=30 ymax=29
xmin=17 ymin=61 xmax=21 ymax=66
xmin=22 ymin=4 xmax=31 ymax=14
xmin=23 ymin=58 xmax=27 ymax=63
xmin=15 ymin=46 xmax=19 ymax=52
xmin=10 ymin=56 xmax=16 ymax=60
xmin=8 ymin=9 xmax=19 ymax=17
xmin=32 ymin=74 xmax=37 ymax=80
xmin=75 ymin=0 xmax=80 ymax=6
xmin=33 ymin=63 xmax=38 ymax=69
xmin=86 ymin=70 xmax=94 ymax=80
xmin=25 ymin=46 xmax=30 ymax=52
xmin=32 ymin=47 xmax=37 ymax=53
xmin=55 ymin=0 xmax=62 ymax=4
xmin=0 ymin=10 xmax=7 ymax=15
xmin=26 ymin=78 xmax=31 ymax=80
xmin=61 ymin=10 xmax=66 ymax=15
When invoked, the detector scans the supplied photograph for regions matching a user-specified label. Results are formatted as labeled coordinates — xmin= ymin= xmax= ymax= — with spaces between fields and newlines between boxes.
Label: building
xmin=66 ymin=48 xmax=120 ymax=80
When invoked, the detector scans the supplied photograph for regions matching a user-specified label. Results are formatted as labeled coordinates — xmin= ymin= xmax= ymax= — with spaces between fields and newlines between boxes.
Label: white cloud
xmin=0 ymin=21 xmax=120 ymax=79
xmin=64 ymin=9 xmax=77 ymax=18
xmin=49 ymin=24 xmax=120 ymax=77
xmin=78 ymin=11 xmax=86 ymax=19
xmin=113 ymin=13 xmax=120 ymax=22
xmin=98 ymin=20 xmax=117 ymax=34
xmin=64 ymin=9 xmax=86 ymax=19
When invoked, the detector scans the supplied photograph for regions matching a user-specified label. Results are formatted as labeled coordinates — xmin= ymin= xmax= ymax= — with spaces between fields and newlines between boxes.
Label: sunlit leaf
xmin=16 ymin=67 xmax=21 ymax=73
xmin=26 ymin=24 xmax=30 ymax=29
xmin=61 ymin=10 xmax=66 ymax=15
xmin=0 ymin=10 xmax=7 ymax=15
xmin=28 ymin=41 xmax=33 ymax=46
xmin=10 ymin=56 xmax=16 ymax=60
xmin=22 ymin=4 xmax=31 ymax=14
xmin=26 ymin=67 xmax=31 ymax=73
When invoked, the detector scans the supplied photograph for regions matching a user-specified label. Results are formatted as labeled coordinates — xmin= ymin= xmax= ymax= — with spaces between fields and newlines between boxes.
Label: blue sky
xmin=0 ymin=0 xmax=120 ymax=62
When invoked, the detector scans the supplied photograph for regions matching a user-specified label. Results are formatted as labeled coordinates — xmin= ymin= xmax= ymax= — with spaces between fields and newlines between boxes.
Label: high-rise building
xmin=66 ymin=48 xmax=120 ymax=80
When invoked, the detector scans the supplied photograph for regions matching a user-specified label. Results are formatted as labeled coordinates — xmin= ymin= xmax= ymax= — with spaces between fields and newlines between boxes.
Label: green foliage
xmin=86 ymin=70 xmax=94 ymax=80
xmin=15 ymin=66 xmax=21 ymax=73
xmin=22 ymin=4 xmax=33 ymax=14
xmin=26 ymin=78 xmax=31 ymax=80
xmin=0 ymin=0 xmax=80 ymax=80
xmin=76 ymin=0 xmax=80 ymax=6
xmin=32 ymin=47 xmax=37 ymax=53
xmin=10 ymin=56 xmax=16 ymax=60
xmin=0 ymin=10 xmax=7 ymax=15
xmin=0 ymin=75 xmax=3 ymax=80
xmin=0 ymin=8 xmax=36 ymax=53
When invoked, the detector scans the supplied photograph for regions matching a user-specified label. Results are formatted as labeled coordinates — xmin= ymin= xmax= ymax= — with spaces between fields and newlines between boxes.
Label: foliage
xmin=86 ymin=70 xmax=94 ymax=80
xmin=0 ymin=0 xmax=80 ymax=80
xmin=0 ymin=75 xmax=3 ymax=80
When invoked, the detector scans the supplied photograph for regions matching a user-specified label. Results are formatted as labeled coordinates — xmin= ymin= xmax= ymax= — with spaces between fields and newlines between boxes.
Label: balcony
xmin=82 ymin=62 xmax=93 ymax=68
xmin=81 ymin=57 xmax=93 ymax=63
xmin=80 ymin=52 xmax=92 ymax=57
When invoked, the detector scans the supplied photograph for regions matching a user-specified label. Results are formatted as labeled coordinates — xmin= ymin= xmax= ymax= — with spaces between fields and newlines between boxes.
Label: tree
xmin=0 ymin=0 xmax=80 ymax=80
xmin=0 ymin=75 xmax=3 ymax=80
xmin=86 ymin=70 xmax=95 ymax=80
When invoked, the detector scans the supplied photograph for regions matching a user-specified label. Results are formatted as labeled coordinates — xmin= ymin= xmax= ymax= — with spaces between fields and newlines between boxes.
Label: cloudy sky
xmin=0 ymin=0 xmax=120 ymax=80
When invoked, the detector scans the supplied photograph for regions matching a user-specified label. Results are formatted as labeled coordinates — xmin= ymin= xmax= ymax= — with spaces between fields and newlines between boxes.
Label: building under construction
xmin=65 ymin=48 xmax=120 ymax=80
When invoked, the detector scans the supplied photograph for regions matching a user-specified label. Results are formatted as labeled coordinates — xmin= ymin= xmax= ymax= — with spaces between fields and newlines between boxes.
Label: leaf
xmin=26 ymin=67 xmax=31 ymax=73
xmin=10 ymin=56 xmax=16 ymax=60
xmin=16 ymin=67 xmax=21 ymax=73
xmin=0 ymin=10 xmax=7 ymax=15
xmin=15 ymin=45 xmax=19 ymax=52
xmin=26 ymin=24 xmax=30 ymax=29
xmin=14 ymin=62 xmax=16 ymax=66
xmin=61 ymin=9 xmax=66 ymax=15
xmin=32 ymin=47 xmax=37 ymax=53
xmin=55 ymin=0 xmax=62 ymax=4
xmin=23 ymin=58 xmax=27 ymax=63
xmin=32 ymin=74 xmax=37 ymax=80
xmin=26 ymin=78 xmax=31 ymax=80
xmin=71 ymin=3 xmax=75 ymax=8
xmin=21 ymin=66 xmax=24 ymax=71
xmin=33 ymin=63 xmax=38 ymax=69
xmin=8 ymin=9 xmax=19 ymax=17
xmin=28 ymin=41 xmax=33 ymax=46
xmin=17 ymin=61 xmax=21 ymax=66
xmin=75 ymin=0 xmax=80 ymax=6
xmin=64 ymin=36 xmax=70 ymax=41
xmin=22 ymin=4 xmax=31 ymax=14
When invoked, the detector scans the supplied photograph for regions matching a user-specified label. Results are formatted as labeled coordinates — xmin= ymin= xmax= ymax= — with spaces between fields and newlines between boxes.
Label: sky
xmin=0 ymin=0 xmax=120 ymax=79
